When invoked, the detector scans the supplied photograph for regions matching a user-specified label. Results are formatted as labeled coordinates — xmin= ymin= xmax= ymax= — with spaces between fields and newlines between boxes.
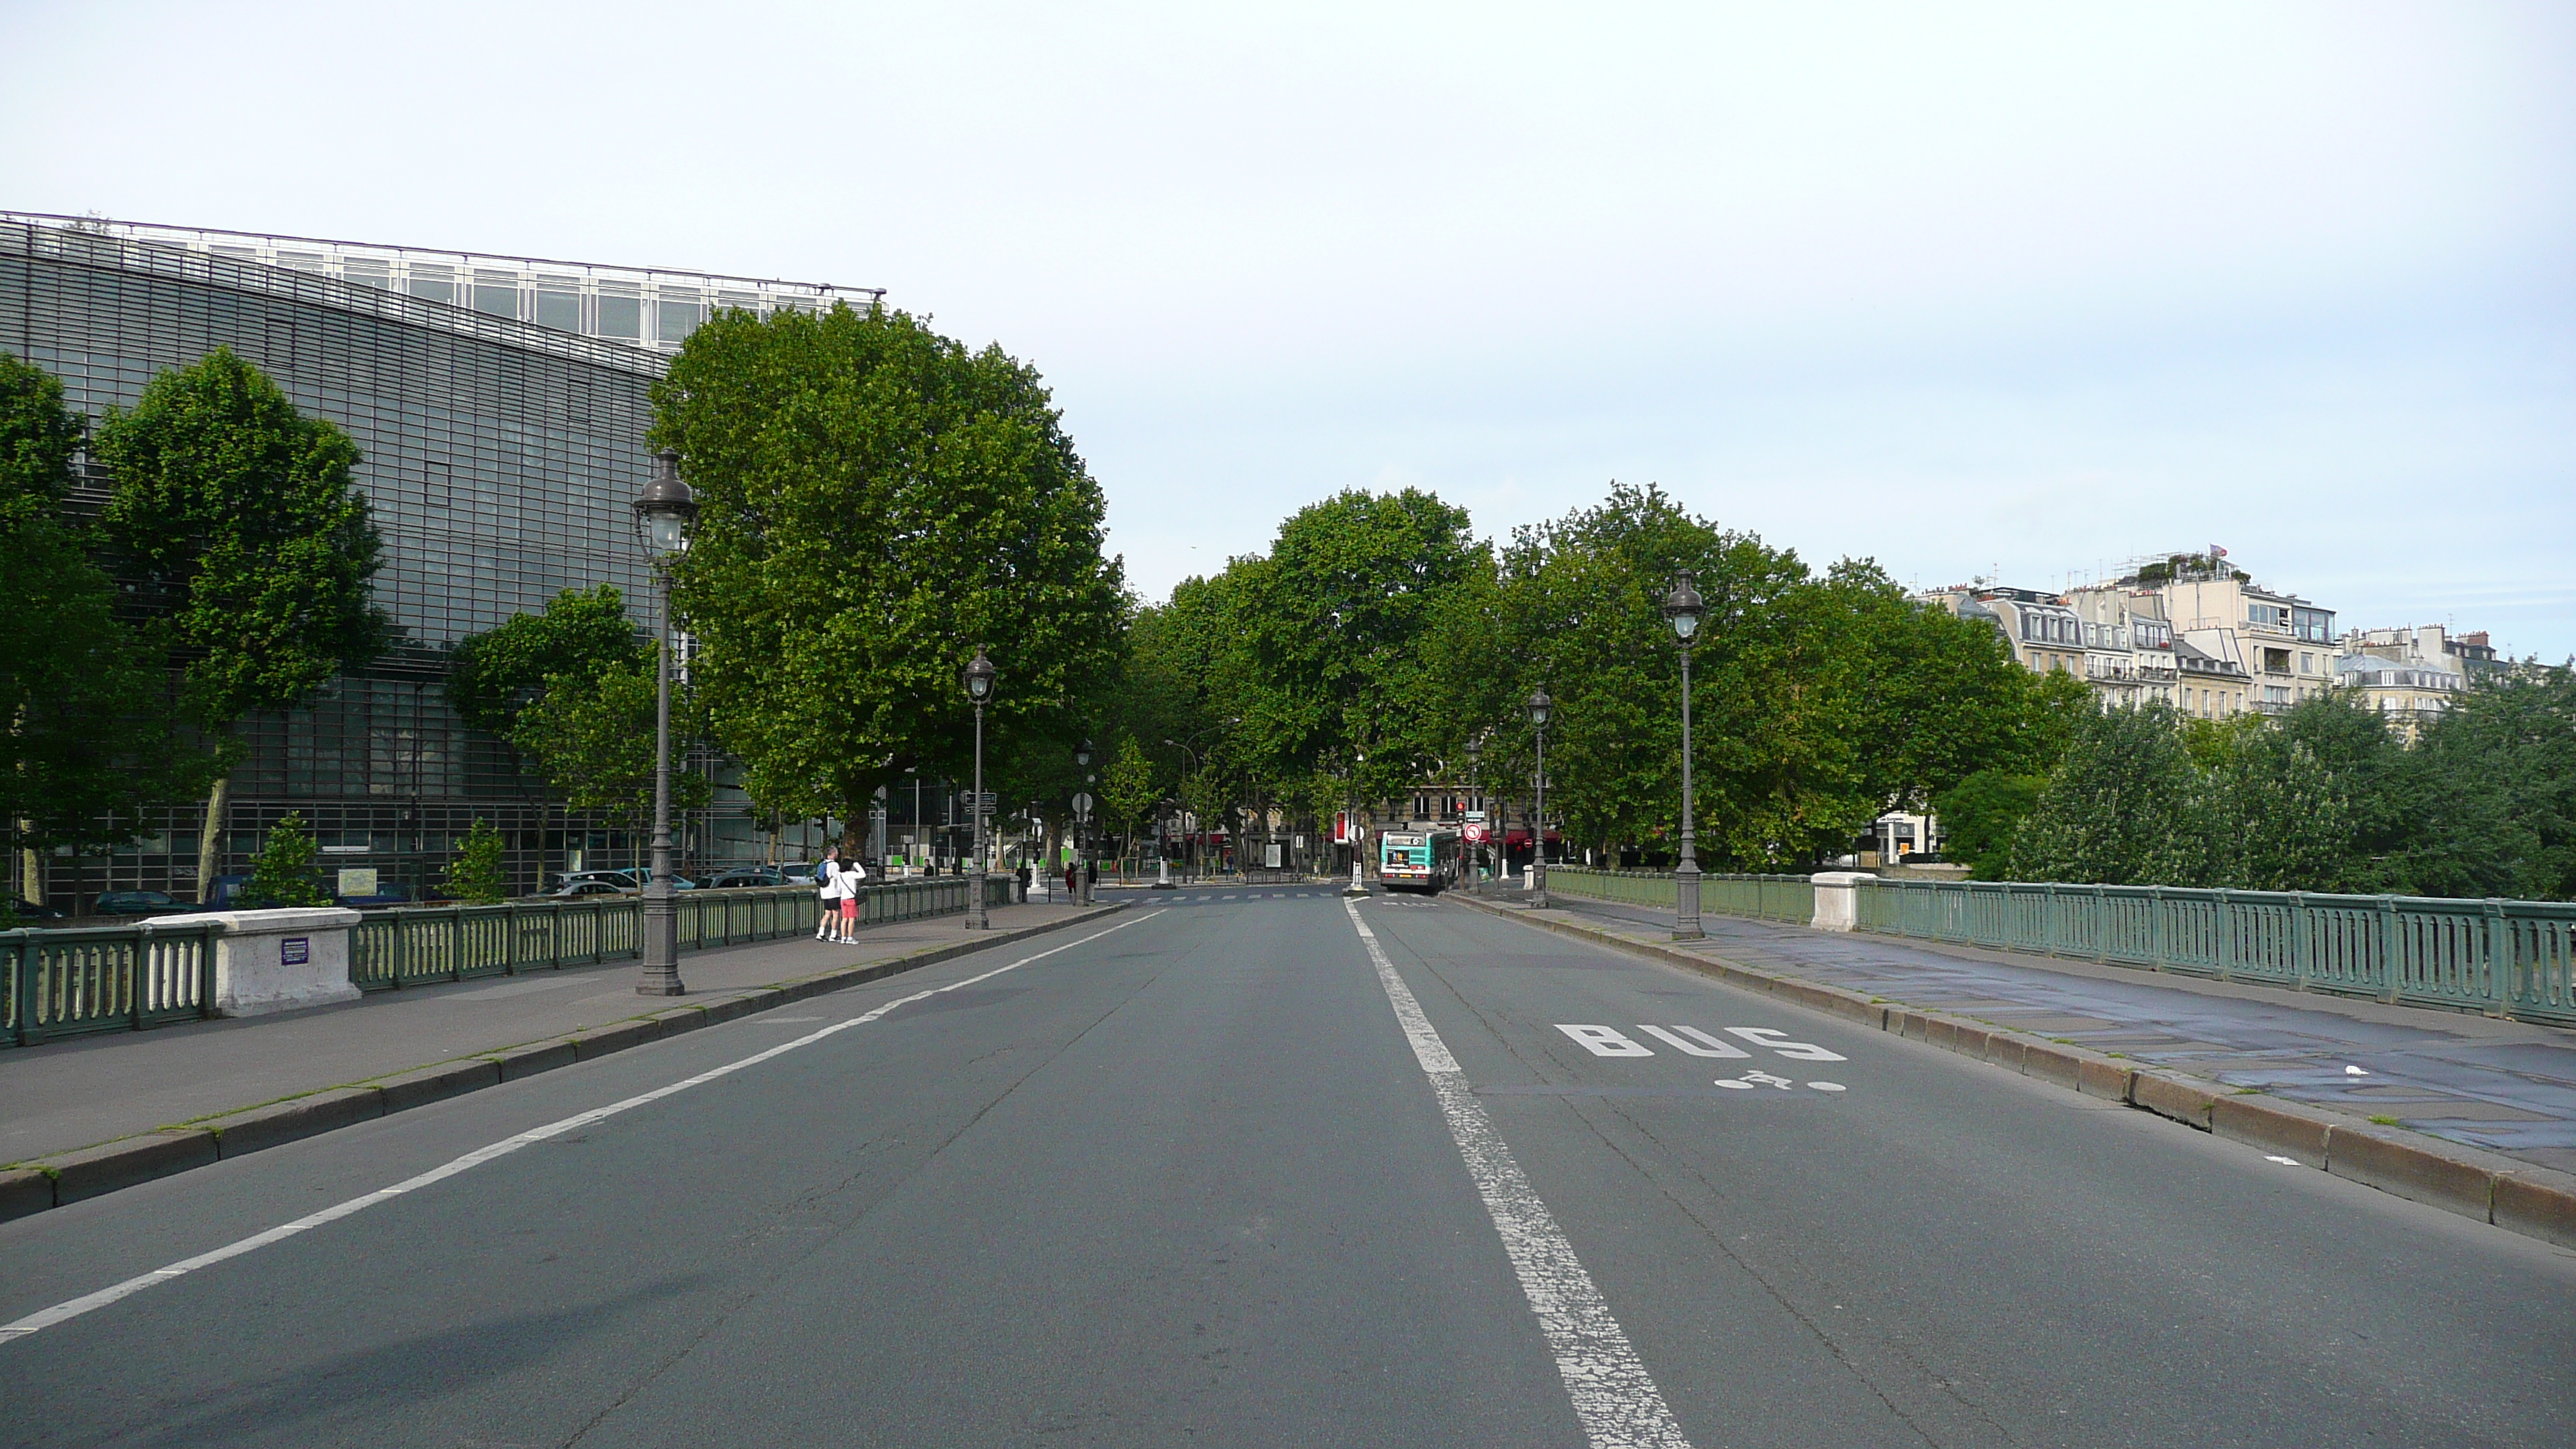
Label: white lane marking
xmin=1558 ymin=1024 xmax=1655 ymax=1058
xmin=2265 ymin=1155 xmax=2300 ymax=1166
xmin=1732 ymin=1070 xmax=1796 ymax=1091
xmin=1634 ymin=1025 xmax=1749 ymax=1059
xmin=1712 ymin=1080 xmax=1754 ymax=1090
xmin=1345 ymin=900 xmax=1692 ymax=1449
xmin=0 ymin=911 xmax=1162 ymax=1348
xmin=1721 ymin=1027 xmax=1845 ymax=1062
xmin=1805 ymin=1081 xmax=1846 ymax=1093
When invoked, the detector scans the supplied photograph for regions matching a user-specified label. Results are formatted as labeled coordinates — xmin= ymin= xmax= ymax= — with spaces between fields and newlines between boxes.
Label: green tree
xmin=505 ymin=651 xmax=711 ymax=862
xmin=1226 ymin=488 xmax=1485 ymax=822
xmin=2391 ymin=666 xmax=2576 ymax=899
xmin=1101 ymin=735 xmax=1160 ymax=859
xmin=446 ymin=584 xmax=642 ymax=736
xmin=2184 ymin=729 xmax=2356 ymax=891
xmin=94 ymin=348 xmax=389 ymax=903
xmin=442 ymin=817 xmax=509 ymax=904
xmin=650 ymin=304 xmax=1125 ymax=844
xmin=2008 ymin=701 xmax=2201 ymax=884
xmin=2 ymin=353 xmax=212 ymax=913
xmin=1932 ymin=769 xmax=2046 ymax=879
xmin=242 ymin=811 xmax=327 ymax=908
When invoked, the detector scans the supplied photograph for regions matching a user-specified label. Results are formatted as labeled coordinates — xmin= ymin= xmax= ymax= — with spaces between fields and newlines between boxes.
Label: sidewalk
xmin=1516 ymin=891 xmax=2576 ymax=1177
xmin=1 ymin=900 xmax=1118 ymax=1181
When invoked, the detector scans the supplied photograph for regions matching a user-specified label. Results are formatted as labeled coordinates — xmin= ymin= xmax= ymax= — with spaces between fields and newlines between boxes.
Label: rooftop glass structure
xmin=0 ymin=211 xmax=879 ymax=355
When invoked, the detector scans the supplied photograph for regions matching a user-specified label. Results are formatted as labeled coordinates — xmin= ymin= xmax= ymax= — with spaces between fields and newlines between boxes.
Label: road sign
xmin=1462 ymin=822 xmax=1489 ymax=844
xmin=1072 ymin=792 xmax=1094 ymax=816
xmin=1464 ymin=809 xmax=1486 ymax=822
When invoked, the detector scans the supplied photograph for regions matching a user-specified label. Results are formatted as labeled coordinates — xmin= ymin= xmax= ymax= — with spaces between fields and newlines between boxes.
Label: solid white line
xmin=1342 ymin=900 xmax=1693 ymax=1449
xmin=0 ymin=911 xmax=1160 ymax=1348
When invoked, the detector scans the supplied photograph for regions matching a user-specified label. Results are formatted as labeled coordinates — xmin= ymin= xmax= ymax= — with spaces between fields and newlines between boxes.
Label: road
xmin=2 ymin=888 xmax=2570 ymax=1447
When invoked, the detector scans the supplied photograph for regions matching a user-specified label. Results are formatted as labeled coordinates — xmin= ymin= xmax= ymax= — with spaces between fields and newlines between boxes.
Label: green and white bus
xmin=1377 ymin=829 xmax=1462 ymax=893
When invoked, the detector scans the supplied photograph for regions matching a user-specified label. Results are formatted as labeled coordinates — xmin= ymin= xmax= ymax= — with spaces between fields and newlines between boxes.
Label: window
xmin=406 ymin=269 xmax=455 ymax=305
xmin=533 ymin=289 xmax=581 ymax=331
xmin=471 ymin=280 xmax=519 ymax=319
xmin=2262 ymin=647 xmax=2291 ymax=674
xmin=595 ymin=293 xmax=642 ymax=338
xmin=656 ymin=296 xmax=702 ymax=344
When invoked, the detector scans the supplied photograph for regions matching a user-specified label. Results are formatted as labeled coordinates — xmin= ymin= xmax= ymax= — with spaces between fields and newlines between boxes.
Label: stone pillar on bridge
xmin=1808 ymin=872 xmax=1874 ymax=932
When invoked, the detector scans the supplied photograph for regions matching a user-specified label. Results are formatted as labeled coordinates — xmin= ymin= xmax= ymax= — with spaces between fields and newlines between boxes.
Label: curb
xmin=1447 ymin=892 xmax=2576 ymax=1252
xmin=1 ymin=905 xmax=1129 ymax=1225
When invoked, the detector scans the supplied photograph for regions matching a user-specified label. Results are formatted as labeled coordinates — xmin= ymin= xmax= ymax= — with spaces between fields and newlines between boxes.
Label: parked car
xmin=703 ymin=866 xmax=787 ymax=889
xmin=91 ymin=889 xmax=190 ymax=919
xmin=205 ymin=873 xmax=252 ymax=909
xmin=8 ymin=898 xmax=69 ymax=923
xmin=552 ymin=868 xmax=638 ymax=892
xmin=529 ymin=879 xmax=627 ymax=901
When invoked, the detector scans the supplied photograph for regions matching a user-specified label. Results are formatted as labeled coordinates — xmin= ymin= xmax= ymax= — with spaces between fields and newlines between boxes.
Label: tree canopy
xmin=1 ymin=353 xmax=212 ymax=898
xmin=650 ymin=304 xmax=1125 ymax=843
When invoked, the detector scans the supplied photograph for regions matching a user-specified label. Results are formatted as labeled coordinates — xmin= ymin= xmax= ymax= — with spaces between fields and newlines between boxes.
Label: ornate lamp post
xmin=962 ymin=647 xmax=997 ymax=930
xmin=1075 ymin=737 xmax=1095 ymax=905
xmin=1526 ymin=688 xmax=1553 ymax=909
xmin=631 ymin=450 xmax=697 ymax=996
xmin=1663 ymin=570 xmax=1707 ymax=940
xmin=1465 ymin=735 xmax=1484 ymax=889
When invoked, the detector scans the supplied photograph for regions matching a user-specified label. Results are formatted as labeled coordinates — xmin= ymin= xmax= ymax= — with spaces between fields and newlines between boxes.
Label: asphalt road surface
xmin=3 ymin=892 xmax=2571 ymax=1447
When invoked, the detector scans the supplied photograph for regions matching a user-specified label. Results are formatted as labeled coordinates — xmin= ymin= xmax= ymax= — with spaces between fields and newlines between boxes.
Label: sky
xmin=5 ymin=1 xmax=2571 ymax=658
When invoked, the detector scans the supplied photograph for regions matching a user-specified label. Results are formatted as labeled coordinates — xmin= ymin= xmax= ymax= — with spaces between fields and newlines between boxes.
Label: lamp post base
xmin=1673 ymin=862 xmax=1704 ymax=941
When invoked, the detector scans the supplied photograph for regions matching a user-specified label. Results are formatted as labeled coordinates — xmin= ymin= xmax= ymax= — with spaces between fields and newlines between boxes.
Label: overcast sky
xmin=5 ymin=2 xmax=2570 ymax=657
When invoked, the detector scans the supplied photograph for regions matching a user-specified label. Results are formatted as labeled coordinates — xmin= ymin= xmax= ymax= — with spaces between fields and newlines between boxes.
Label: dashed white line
xmin=1343 ymin=899 xmax=1693 ymax=1449
xmin=0 ymin=911 xmax=1162 ymax=1347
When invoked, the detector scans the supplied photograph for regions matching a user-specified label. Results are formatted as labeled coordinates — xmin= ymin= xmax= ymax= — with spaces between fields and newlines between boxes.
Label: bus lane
xmin=1346 ymin=891 xmax=2576 ymax=1449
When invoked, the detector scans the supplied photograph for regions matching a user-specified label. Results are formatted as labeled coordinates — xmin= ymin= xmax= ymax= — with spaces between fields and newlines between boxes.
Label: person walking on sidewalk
xmin=813 ymin=847 xmax=841 ymax=940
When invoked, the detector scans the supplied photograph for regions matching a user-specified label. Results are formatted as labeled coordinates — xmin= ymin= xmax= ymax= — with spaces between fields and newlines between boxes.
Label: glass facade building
xmin=2 ymin=214 xmax=884 ymax=907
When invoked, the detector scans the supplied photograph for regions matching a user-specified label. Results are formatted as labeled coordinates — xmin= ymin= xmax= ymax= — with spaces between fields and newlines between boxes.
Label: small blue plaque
xmin=280 ymin=937 xmax=310 ymax=966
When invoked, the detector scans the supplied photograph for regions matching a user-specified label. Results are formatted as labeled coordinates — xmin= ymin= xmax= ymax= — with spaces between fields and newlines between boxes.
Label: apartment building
xmin=1917 ymin=584 xmax=2181 ymax=709
xmin=2126 ymin=553 xmax=2336 ymax=716
xmin=2334 ymin=624 xmax=2496 ymax=740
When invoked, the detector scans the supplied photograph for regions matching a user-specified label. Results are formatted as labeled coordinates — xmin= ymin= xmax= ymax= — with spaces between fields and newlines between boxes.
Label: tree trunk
xmin=16 ymin=820 xmax=39 ymax=911
xmin=194 ymin=774 xmax=231 ymax=904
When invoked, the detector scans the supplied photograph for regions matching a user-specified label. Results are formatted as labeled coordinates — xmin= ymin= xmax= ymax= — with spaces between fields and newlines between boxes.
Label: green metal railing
xmin=3 ymin=921 xmax=221 ymax=1046
xmin=1855 ymin=878 xmax=2576 ymax=1026
xmin=3 ymin=875 xmax=1021 ymax=1046
xmin=1543 ymin=868 xmax=1816 ymax=924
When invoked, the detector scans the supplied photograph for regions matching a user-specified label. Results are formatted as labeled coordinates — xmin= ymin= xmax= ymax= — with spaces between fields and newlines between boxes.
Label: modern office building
xmin=2 ymin=211 xmax=883 ymax=909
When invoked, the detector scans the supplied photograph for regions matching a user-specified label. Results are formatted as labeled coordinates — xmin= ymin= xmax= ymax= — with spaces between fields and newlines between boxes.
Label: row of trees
xmin=2 ymin=349 xmax=386 ymax=917
xmin=1085 ymin=483 xmax=2092 ymax=872
xmin=1939 ymin=681 xmax=2576 ymax=899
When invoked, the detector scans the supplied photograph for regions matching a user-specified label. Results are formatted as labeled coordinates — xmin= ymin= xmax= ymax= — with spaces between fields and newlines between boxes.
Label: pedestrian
xmin=1084 ymin=857 xmax=1097 ymax=894
xmin=1016 ymin=861 xmax=1031 ymax=899
xmin=1064 ymin=859 xmax=1078 ymax=898
xmin=812 ymin=846 xmax=841 ymax=940
xmin=834 ymin=849 xmax=867 ymax=943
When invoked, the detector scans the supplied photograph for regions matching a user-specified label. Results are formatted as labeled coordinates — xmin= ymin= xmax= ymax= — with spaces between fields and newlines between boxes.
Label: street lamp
xmin=1464 ymin=735 xmax=1484 ymax=889
xmin=1526 ymin=688 xmax=1553 ymax=909
xmin=1075 ymin=738 xmax=1095 ymax=905
xmin=631 ymin=450 xmax=697 ymax=996
xmin=1663 ymin=570 xmax=1707 ymax=940
xmin=962 ymin=646 xmax=997 ymax=930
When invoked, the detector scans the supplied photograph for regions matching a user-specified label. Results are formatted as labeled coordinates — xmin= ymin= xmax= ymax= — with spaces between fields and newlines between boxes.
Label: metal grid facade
xmin=1 ymin=218 xmax=809 ymax=907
